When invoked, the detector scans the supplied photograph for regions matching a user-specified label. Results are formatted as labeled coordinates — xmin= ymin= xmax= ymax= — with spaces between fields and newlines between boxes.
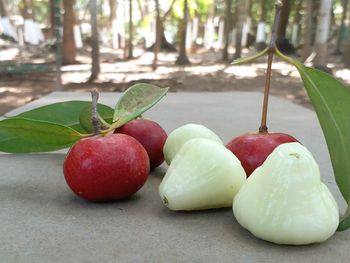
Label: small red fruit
xmin=226 ymin=132 xmax=298 ymax=177
xmin=63 ymin=133 xmax=150 ymax=202
xmin=114 ymin=119 xmax=167 ymax=170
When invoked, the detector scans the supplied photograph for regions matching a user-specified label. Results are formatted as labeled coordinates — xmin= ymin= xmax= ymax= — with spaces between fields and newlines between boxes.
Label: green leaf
xmin=14 ymin=101 xmax=112 ymax=133
xmin=0 ymin=118 xmax=85 ymax=153
xmin=276 ymin=49 xmax=350 ymax=231
xmin=113 ymin=83 xmax=169 ymax=125
xmin=79 ymin=104 xmax=113 ymax=133
xmin=231 ymin=47 xmax=268 ymax=65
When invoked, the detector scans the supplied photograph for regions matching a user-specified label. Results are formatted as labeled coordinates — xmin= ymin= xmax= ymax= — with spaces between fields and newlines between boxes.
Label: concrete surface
xmin=0 ymin=92 xmax=349 ymax=263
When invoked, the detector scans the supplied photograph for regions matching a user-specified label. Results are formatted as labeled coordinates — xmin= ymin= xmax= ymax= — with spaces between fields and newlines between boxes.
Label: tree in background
xmin=149 ymin=0 xmax=177 ymax=52
xmin=152 ymin=0 xmax=161 ymax=69
xmin=175 ymin=0 xmax=190 ymax=65
xmin=291 ymin=0 xmax=302 ymax=48
xmin=335 ymin=0 xmax=348 ymax=54
xmin=0 ymin=0 xmax=18 ymax=41
xmin=126 ymin=0 xmax=133 ymax=59
xmin=63 ymin=0 xmax=76 ymax=64
xmin=256 ymin=0 xmax=267 ymax=50
xmin=49 ymin=0 xmax=55 ymax=37
xmin=302 ymin=0 xmax=313 ymax=60
xmin=222 ymin=0 xmax=232 ymax=62
xmin=89 ymin=0 xmax=100 ymax=81
xmin=313 ymin=0 xmax=332 ymax=70
xmin=275 ymin=0 xmax=294 ymax=53
xmin=234 ymin=0 xmax=245 ymax=59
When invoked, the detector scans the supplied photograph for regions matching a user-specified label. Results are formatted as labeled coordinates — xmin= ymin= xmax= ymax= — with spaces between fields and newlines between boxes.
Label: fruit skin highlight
xmin=159 ymin=138 xmax=246 ymax=211
xmin=226 ymin=132 xmax=297 ymax=176
xmin=163 ymin=123 xmax=223 ymax=165
xmin=115 ymin=119 xmax=167 ymax=170
xmin=233 ymin=142 xmax=339 ymax=245
xmin=63 ymin=134 xmax=150 ymax=202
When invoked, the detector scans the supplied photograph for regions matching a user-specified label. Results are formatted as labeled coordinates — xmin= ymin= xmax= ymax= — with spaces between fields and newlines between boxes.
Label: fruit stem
xmin=259 ymin=1 xmax=282 ymax=133
xmin=91 ymin=89 xmax=101 ymax=135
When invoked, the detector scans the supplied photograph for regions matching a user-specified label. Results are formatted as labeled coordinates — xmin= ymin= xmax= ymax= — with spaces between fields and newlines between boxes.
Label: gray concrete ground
xmin=0 ymin=92 xmax=349 ymax=262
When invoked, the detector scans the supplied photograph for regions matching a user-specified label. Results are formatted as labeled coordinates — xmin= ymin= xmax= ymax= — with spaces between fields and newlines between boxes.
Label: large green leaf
xmin=0 ymin=118 xmax=85 ymax=153
xmin=15 ymin=101 xmax=113 ymax=133
xmin=276 ymin=50 xmax=350 ymax=230
xmin=113 ymin=83 xmax=169 ymax=126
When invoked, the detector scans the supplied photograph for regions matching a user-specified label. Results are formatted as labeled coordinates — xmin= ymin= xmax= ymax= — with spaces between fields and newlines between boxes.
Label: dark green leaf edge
xmin=0 ymin=117 xmax=88 ymax=153
xmin=276 ymin=48 xmax=350 ymax=231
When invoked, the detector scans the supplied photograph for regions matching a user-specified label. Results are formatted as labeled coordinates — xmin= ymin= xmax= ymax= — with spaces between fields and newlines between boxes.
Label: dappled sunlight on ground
xmin=0 ymin=46 xmax=349 ymax=115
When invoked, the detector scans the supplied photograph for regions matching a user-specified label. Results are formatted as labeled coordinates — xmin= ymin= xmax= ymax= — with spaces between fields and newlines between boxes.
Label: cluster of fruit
xmin=161 ymin=124 xmax=339 ymax=245
xmin=63 ymin=118 xmax=167 ymax=201
xmin=63 ymin=119 xmax=339 ymax=245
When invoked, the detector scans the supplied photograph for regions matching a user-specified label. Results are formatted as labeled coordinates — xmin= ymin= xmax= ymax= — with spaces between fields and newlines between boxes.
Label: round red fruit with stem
xmin=226 ymin=5 xmax=298 ymax=177
xmin=114 ymin=118 xmax=167 ymax=170
xmin=63 ymin=90 xmax=150 ymax=202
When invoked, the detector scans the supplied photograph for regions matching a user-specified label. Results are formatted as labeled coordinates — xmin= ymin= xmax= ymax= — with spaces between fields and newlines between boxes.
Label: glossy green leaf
xmin=113 ymin=83 xmax=169 ymax=125
xmin=0 ymin=118 xmax=85 ymax=153
xmin=14 ymin=101 xmax=112 ymax=133
xmin=79 ymin=104 xmax=113 ymax=133
xmin=276 ymin=49 xmax=350 ymax=230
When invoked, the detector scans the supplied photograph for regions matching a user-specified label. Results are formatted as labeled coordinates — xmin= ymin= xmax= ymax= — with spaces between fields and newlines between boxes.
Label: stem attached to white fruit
xmin=91 ymin=89 xmax=101 ymax=135
xmin=259 ymin=2 xmax=282 ymax=133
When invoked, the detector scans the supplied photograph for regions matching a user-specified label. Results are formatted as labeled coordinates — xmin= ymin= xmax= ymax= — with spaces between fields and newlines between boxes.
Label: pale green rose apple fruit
xmin=163 ymin=123 xmax=223 ymax=165
xmin=233 ymin=142 xmax=339 ymax=245
xmin=159 ymin=138 xmax=246 ymax=211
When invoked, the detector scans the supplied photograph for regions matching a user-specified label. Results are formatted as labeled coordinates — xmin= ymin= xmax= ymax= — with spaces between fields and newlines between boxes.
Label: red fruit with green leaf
xmin=63 ymin=133 xmax=150 ymax=202
xmin=114 ymin=119 xmax=167 ymax=170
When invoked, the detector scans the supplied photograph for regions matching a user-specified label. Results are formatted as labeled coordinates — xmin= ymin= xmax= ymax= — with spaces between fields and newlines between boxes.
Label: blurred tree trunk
xmin=277 ymin=0 xmax=289 ymax=38
xmin=313 ymin=0 xmax=332 ymax=69
xmin=149 ymin=0 xmax=176 ymax=51
xmin=109 ymin=0 xmax=118 ymax=48
xmin=241 ymin=0 xmax=252 ymax=47
xmin=22 ymin=0 xmax=33 ymax=19
xmin=344 ymin=22 xmax=350 ymax=67
xmin=302 ymin=0 xmax=313 ymax=60
xmin=89 ymin=0 xmax=100 ymax=81
xmin=63 ymin=0 xmax=76 ymax=65
xmin=0 ymin=0 xmax=8 ymax=16
xmin=127 ymin=0 xmax=133 ymax=59
xmin=291 ymin=0 xmax=302 ymax=47
xmin=222 ymin=0 xmax=232 ymax=62
xmin=29 ymin=0 xmax=36 ymax=19
xmin=49 ymin=0 xmax=55 ymax=37
xmin=204 ymin=1 xmax=215 ymax=49
xmin=152 ymin=0 xmax=161 ymax=70
xmin=335 ymin=0 xmax=348 ymax=54
xmin=256 ymin=0 xmax=267 ymax=50
xmin=175 ymin=0 xmax=190 ymax=65
xmin=276 ymin=0 xmax=294 ymax=53
xmin=234 ymin=0 xmax=245 ymax=59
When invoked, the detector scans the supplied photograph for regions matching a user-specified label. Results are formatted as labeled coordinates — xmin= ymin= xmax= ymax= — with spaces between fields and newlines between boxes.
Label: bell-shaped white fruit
xmin=163 ymin=123 xmax=223 ymax=165
xmin=233 ymin=142 xmax=339 ymax=245
xmin=159 ymin=138 xmax=246 ymax=211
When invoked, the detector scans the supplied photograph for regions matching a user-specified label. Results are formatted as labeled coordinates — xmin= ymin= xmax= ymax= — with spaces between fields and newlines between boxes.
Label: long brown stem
xmin=259 ymin=1 xmax=282 ymax=133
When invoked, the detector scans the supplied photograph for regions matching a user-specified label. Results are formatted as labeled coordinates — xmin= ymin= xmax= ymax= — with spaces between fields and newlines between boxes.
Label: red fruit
xmin=226 ymin=132 xmax=298 ymax=177
xmin=63 ymin=134 xmax=150 ymax=202
xmin=114 ymin=119 xmax=167 ymax=170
